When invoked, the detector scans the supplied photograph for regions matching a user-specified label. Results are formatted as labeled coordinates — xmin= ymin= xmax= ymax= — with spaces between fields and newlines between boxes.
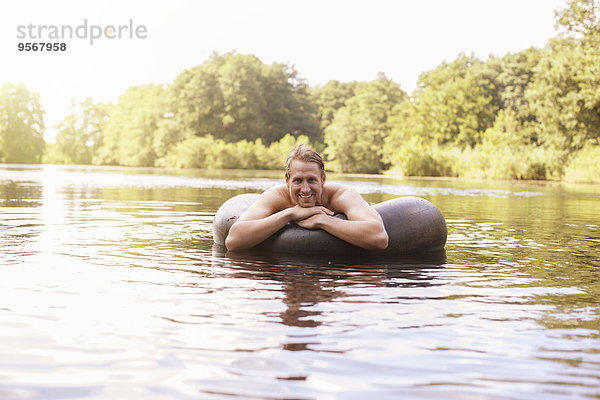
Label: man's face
xmin=285 ymin=160 xmax=325 ymax=207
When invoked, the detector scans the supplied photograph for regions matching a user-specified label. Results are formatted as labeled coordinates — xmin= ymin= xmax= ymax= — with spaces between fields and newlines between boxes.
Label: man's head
xmin=285 ymin=144 xmax=326 ymax=207
xmin=285 ymin=144 xmax=325 ymax=179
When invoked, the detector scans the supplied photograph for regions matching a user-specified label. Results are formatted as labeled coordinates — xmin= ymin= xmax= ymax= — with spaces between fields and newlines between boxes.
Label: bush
xmin=385 ymin=136 xmax=460 ymax=177
xmin=159 ymin=134 xmax=316 ymax=170
xmin=564 ymin=145 xmax=600 ymax=183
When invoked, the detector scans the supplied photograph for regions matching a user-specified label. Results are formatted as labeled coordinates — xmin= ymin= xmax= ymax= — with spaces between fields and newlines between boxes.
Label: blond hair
xmin=285 ymin=144 xmax=325 ymax=178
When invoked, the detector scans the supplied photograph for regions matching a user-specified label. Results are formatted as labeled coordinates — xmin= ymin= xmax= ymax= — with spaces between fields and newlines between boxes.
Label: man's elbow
xmin=224 ymin=236 xmax=234 ymax=251
xmin=225 ymin=234 xmax=243 ymax=252
xmin=376 ymin=232 xmax=389 ymax=250
xmin=366 ymin=230 xmax=389 ymax=250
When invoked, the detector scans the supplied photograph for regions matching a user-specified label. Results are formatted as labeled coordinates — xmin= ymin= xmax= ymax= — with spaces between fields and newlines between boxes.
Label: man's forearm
xmin=225 ymin=208 xmax=292 ymax=251
xmin=316 ymin=216 xmax=389 ymax=250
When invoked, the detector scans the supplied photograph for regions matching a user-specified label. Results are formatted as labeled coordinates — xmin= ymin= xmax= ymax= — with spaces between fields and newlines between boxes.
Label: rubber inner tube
xmin=213 ymin=194 xmax=447 ymax=255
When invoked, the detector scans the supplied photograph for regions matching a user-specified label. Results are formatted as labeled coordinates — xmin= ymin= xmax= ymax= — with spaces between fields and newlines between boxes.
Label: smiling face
xmin=285 ymin=160 xmax=326 ymax=207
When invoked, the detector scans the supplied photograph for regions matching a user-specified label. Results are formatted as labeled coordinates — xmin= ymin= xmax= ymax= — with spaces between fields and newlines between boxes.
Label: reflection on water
xmin=0 ymin=164 xmax=599 ymax=399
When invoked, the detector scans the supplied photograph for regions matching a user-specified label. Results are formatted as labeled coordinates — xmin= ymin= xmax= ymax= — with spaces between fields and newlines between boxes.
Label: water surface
xmin=1 ymin=164 xmax=599 ymax=399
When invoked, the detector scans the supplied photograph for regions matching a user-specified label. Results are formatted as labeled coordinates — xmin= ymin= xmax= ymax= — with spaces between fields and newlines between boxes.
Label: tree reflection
xmin=212 ymin=245 xmax=445 ymax=332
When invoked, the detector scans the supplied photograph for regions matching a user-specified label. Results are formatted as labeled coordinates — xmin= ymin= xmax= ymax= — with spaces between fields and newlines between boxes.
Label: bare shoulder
xmin=324 ymin=183 xmax=366 ymax=213
xmin=262 ymin=184 xmax=291 ymax=208
xmin=324 ymin=182 xmax=383 ymax=223
xmin=238 ymin=184 xmax=290 ymax=221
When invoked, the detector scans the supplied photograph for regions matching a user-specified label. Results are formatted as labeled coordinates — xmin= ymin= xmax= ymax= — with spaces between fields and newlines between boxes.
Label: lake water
xmin=1 ymin=164 xmax=599 ymax=400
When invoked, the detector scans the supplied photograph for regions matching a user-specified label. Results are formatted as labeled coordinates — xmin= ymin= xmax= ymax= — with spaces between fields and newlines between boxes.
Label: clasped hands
xmin=289 ymin=205 xmax=334 ymax=229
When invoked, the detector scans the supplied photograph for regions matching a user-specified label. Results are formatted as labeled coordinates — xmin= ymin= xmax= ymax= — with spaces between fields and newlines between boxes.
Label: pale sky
xmin=0 ymin=0 xmax=567 ymax=140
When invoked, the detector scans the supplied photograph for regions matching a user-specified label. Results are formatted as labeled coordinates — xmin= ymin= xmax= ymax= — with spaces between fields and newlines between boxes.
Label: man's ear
xmin=322 ymin=172 xmax=326 ymax=185
xmin=285 ymin=174 xmax=290 ymax=186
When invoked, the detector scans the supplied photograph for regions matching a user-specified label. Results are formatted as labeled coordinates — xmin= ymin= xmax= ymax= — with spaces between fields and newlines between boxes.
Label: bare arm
xmin=296 ymin=187 xmax=389 ymax=250
xmin=225 ymin=187 xmax=333 ymax=251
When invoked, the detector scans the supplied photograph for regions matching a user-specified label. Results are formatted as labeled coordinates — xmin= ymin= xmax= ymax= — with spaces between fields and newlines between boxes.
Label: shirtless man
xmin=225 ymin=145 xmax=389 ymax=251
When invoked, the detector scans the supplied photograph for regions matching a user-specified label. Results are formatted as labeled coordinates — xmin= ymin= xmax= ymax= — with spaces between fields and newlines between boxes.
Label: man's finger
xmin=319 ymin=207 xmax=334 ymax=215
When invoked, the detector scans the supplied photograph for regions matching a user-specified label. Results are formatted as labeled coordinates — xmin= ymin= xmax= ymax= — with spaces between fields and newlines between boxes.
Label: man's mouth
xmin=299 ymin=194 xmax=313 ymax=200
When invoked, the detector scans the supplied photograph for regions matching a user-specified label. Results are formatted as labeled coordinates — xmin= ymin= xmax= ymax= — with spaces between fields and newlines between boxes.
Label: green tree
xmin=261 ymin=62 xmax=320 ymax=143
xmin=169 ymin=59 xmax=224 ymax=142
xmin=468 ymin=48 xmax=546 ymax=176
xmin=383 ymin=55 xmax=500 ymax=175
xmin=324 ymin=73 xmax=407 ymax=173
xmin=96 ymin=84 xmax=167 ymax=166
xmin=526 ymin=0 xmax=600 ymax=164
xmin=0 ymin=83 xmax=45 ymax=163
xmin=215 ymin=53 xmax=268 ymax=142
xmin=411 ymin=55 xmax=499 ymax=148
xmin=488 ymin=48 xmax=543 ymax=127
xmin=170 ymin=52 xmax=320 ymax=145
xmin=555 ymin=0 xmax=600 ymax=42
xmin=311 ymin=80 xmax=362 ymax=132
xmin=50 ymin=98 xmax=111 ymax=164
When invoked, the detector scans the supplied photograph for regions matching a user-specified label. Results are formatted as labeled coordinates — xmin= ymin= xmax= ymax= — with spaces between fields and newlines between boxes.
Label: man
xmin=225 ymin=144 xmax=389 ymax=251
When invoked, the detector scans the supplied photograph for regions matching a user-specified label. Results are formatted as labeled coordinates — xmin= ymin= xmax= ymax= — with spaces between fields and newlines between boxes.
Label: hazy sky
xmin=1 ymin=0 xmax=566 ymax=139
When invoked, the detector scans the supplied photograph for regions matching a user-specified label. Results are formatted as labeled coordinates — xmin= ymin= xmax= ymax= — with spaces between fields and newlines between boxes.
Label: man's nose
xmin=300 ymin=182 xmax=310 ymax=192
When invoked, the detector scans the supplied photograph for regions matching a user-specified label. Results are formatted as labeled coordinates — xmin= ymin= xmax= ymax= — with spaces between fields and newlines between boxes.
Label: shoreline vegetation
xmin=1 ymin=0 xmax=599 ymax=183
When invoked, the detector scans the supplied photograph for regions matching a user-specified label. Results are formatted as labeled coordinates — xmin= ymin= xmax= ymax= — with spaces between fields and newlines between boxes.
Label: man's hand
xmin=225 ymin=182 xmax=388 ymax=252
xmin=295 ymin=213 xmax=326 ymax=229
xmin=289 ymin=205 xmax=333 ymax=224
xmin=225 ymin=189 xmax=334 ymax=251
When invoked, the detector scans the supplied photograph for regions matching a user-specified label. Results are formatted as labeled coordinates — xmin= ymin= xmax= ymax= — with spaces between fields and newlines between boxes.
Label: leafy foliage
xmin=3 ymin=0 xmax=598 ymax=182
xmin=96 ymin=84 xmax=167 ymax=166
xmin=0 ymin=83 xmax=45 ymax=163
xmin=45 ymin=98 xmax=111 ymax=164
xmin=160 ymin=133 xmax=314 ymax=170
xmin=169 ymin=52 xmax=320 ymax=144
xmin=324 ymin=73 xmax=407 ymax=173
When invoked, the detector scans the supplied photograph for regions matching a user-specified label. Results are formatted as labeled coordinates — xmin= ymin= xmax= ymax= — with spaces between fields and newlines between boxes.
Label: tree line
xmin=1 ymin=0 xmax=598 ymax=182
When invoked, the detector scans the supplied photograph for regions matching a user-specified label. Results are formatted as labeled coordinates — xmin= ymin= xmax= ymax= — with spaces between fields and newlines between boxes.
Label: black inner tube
xmin=213 ymin=194 xmax=447 ymax=256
